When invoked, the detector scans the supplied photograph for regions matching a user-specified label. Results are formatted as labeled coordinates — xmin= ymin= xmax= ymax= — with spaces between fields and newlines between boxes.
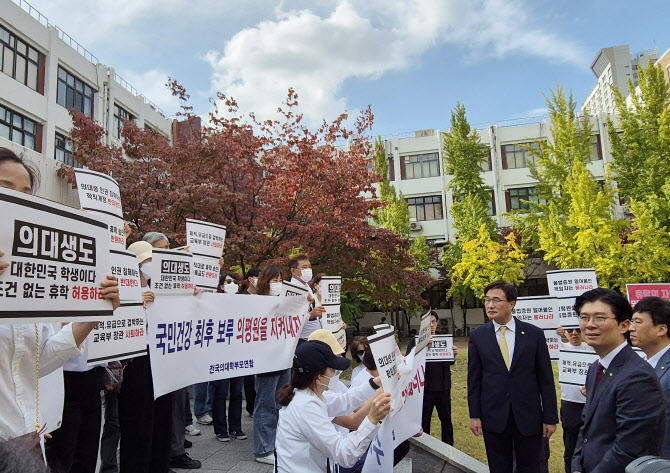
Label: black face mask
xmin=353 ymin=350 xmax=365 ymax=363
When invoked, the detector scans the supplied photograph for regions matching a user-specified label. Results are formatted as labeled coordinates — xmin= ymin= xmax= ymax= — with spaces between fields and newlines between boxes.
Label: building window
xmin=0 ymin=105 xmax=37 ymax=150
xmin=0 ymin=26 xmax=40 ymax=91
xmin=517 ymin=278 xmax=549 ymax=297
xmin=55 ymin=133 xmax=81 ymax=168
xmin=407 ymin=195 xmax=443 ymax=221
xmin=481 ymin=149 xmax=492 ymax=171
xmin=401 ymin=152 xmax=440 ymax=179
xmin=487 ymin=189 xmax=496 ymax=216
xmin=113 ymin=104 xmax=134 ymax=139
xmin=388 ymin=157 xmax=395 ymax=181
xmin=506 ymin=187 xmax=541 ymax=211
xmin=57 ymin=67 xmax=94 ymax=117
xmin=501 ymin=142 xmax=541 ymax=169
xmin=589 ymin=135 xmax=602 ymax=161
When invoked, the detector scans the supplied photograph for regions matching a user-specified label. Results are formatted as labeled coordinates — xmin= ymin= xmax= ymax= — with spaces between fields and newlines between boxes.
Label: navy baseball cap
xmin=295 ymin=340 xmax=351 ymax=373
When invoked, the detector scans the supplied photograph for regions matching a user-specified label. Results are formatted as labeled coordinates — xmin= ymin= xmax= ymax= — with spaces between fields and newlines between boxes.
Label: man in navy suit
xmin=629 ymin=296 xmax=670 ymax=459
xmin=468 ymin=280 xmax=558 ymax=473
xmin=571 ymin=289 xmax=666 ymax=473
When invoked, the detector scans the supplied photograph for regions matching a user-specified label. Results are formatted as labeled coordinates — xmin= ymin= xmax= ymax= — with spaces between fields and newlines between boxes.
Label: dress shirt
xmin=559 ymin=342 xmax=590 ymax=403
xmin=350 ymin=364 xmax=365 ymax=382
xmin=0 ymin=323 xmax=83 ymax=440
xmin=647 ymin=344 xmax=670 ymax=369
xmin=290 ymin=277 xmax=321 ymax=339
xmin=63 ymin=337 xmax=106 ymax=372
xmin=599 ymin=340 xmax=628 ymax=370
xmin=492 ymin=318 xmax=516 ymax=363
xmin=350 ymin=368 xmax=373 ymax=390
xmin=276 ymin=388 xmax=379 ymax=473
xmin=322 ymin=378 xmax=375 ymax=417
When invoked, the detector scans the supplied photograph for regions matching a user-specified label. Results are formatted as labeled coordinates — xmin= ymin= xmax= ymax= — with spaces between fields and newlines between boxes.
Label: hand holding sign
xmin=0 ymin=249 xmax=8 ymax=275
xmin=367 ymin=392 xmax=391 ymax=425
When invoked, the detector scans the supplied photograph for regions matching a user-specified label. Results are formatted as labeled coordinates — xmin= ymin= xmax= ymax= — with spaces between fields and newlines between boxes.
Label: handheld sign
xmin=627 ymin=283 xmax=670 ymax=306
xmin=109 ymin=249 xmax=142 ymax=302
xmin=151 ymin=249 xmax=194 ymax=296
xmin=426 ymin=334 xmax=454 ymax=362
xmin=368 ymin=327 xmax=400 ymax=395
xmin=186 ymin=219 xmax=226 ymax=290
xmin=87 ymin=302 xmax=147 ymax=364
xmin=0 ymin=187 xmax=113 ymax=323
xmin=547 ymin=269 xmax=598 ymax=329
xmin=559 ymin=344 xmax=598 ymax=386
xmin=414 ymin=310 xmax=432 ymax=353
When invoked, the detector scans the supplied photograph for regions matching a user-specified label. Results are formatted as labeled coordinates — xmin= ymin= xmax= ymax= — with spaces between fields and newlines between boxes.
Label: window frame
xmin=54 ymin=132 xmax=81 ymax=168
xmin=401 ymin=152 xmax=440 ymax=180
xmin=113 ymin=103 xmax=135 ymax=139
xmin=0 ymin=26 xmax=40 ymax=91
xmin=406 ymin=195 xmax=443 ymax=221
xmin=506 ymin=186 xmax=542 ymax=211
xmin=56 ymin=66 xmax=94 ymax=117
xmin=501 ymin=142 xmax=541 ymax=169
xmin=0 ymin=104 xmax=37 ymax=150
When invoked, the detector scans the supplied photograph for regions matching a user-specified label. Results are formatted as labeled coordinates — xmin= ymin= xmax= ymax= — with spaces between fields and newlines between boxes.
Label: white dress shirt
xmin=322 ymin=377 xmax=375 ymax=417
xmin=492 ymin=318 xmax=516 ymax=362
xmin=599 ymin=340 xmax=628 ymax=370
xmin=350 ymin=368 xmax=373 ymax=390
xmin=290 ymin=277 xmax=321 ymax=339
xmin=647 ymin=343 xmax=670 ymax=369
xmin=0 ymin=323 xmax=83 ymax=440
xmin=276 ymin=388 xmax=379 ymax=473
xmin=350 ymin=364 xmax=365 ymax=382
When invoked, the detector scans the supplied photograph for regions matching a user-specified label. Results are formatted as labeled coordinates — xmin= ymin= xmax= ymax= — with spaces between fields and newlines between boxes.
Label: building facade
xmin=582 ymin=45 xmax=659 ymax=114
xmin=0 ymin=0 xmax=173 ymax=206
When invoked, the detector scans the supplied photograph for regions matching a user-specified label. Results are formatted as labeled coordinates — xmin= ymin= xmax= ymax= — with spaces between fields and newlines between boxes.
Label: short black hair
xmin=429 ymin=310 xmax=439 ymax=322
xmin=288 ymin=253 xmax=309 ymax=270
xmin=574 ymin=288 xmax=633 ymax=323
xmin=634 ymin=297 xmax=670 ymax=337
xmin=484 ymin=280 xmax=518 ymax=303
xmin=0 ymin=147 xmax=39 ymax=192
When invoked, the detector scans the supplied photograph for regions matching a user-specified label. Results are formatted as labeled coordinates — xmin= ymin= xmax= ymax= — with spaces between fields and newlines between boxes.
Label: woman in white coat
xmin=275 ymin=340 xmax=391 ymax=473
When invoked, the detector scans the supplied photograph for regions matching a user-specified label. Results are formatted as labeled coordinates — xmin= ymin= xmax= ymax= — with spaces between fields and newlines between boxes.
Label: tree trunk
xmin=461 ymin=302 xmax=468 ymax=334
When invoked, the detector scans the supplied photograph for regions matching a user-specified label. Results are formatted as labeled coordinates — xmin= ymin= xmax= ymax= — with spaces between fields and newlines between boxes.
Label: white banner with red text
xmin=146 ymin=292 xmax=309 ymax=398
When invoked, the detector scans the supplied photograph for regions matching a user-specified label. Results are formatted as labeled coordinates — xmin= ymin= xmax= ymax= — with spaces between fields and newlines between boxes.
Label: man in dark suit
xmin=629 ymin=296 xmax=670 ymax=459
xmin=468 ymin=280 xmax=558 ymax=473
xmin=406 ymin=311 xmax=459 ymax=445
xmin=571 ymin=289 xmax=666 ymax=473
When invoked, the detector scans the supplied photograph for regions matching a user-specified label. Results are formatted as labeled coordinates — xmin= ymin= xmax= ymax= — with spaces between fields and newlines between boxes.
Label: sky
xmin=26 ymin=0 xmax=670 ymax=136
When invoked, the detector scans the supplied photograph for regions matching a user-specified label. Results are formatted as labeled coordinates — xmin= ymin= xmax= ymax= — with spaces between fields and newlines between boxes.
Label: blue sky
xmin=29 ymin=0 xmax=670 ymax=135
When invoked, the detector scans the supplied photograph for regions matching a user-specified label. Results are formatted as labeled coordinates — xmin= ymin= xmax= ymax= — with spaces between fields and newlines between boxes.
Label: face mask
xmin=354 ymin=350 xmax=365 ymax=363
xmin=223 ymin=283 xmax=238 ymax=294
xmin=299 ymin=268 xmax=313 ymax=282
xmin=269 ymin=282 xmax=282 ymax=296
xmin=250 ymin=278 xmax=258 ymax=287
xmin=318 ymin=372 xmax=339 ymax=391
xmin=140 ymin=262 xmax=153 ymax=280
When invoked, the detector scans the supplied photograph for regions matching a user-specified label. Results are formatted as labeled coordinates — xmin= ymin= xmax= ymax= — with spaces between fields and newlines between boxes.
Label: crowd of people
xmin=2 ymin=145 xmax=670 ymax=473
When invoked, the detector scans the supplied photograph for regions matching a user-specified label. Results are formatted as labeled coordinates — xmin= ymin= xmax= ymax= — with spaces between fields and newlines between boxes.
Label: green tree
xmin=442 ymin=103 xmax=501 ymax=330
xmin=609 ymin=60 xmax=670 ymax=227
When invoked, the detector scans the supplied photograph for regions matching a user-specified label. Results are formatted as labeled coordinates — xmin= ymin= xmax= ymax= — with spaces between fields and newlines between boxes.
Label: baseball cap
xmin=308 ymin=329 xmax=345 ymax=356
xmin=295 ymin=340 xmax=350 ymax=373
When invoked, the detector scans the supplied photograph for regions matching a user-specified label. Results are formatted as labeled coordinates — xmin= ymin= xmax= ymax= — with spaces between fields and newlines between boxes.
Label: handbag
xmin=102 ymin=361 xmax=124 ymax=392
xmin=5 ymin=324 xmax=45 ymax=460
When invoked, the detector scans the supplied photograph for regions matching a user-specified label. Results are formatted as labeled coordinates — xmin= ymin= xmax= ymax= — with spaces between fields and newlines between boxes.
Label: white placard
xmin=559 ymin=345 xmax=598 ymax=386
xmin=415 ymin=310 xmax=432 ymax=353
xmin=0 ymin=188 xmax=113 ymax=323
xmin=322 ymin=304 xmax=342 ymax=332
xmin=87 ymin=212 xmax=126 ymax=252
xmin=543 ymin=329 xmax=561 ymax=361
xmin=556 ymin=297 xmax=579 ymax=329
xmin=40 ymin=366 xmax=64 ymax=434
xmin=146 ymin=292 xmax=309 ymax=398
xmin=151 ymin=249 xmax=194 ymax=296
xmin=74 ymin=169 xmax=123 ymax=219
xmin=547 ymin=269 xmax=598 ymax=298
xmin=192 ymin=255 xmax=220 ymax=291
xmin=109 ymin=249 xmax=142 ymax=302
xmin=186 ymin=219 xmax=226 ymax=259
xmin=87 ymin=303 xmax=147 ymax=364
xmin=320 ymin=276 xmax=341 ymax=305
xmin=333 ymin=327 xmax=347 ymax=351
xmin=512 ymin=296 xmax=558 ymax=329
xmin=426 ymin=334 xmax=454 ymax=362
xmin=281 ymin=281 xmax=309 ymax=298
xmin=368 ymin=328 xmax=400 ymax=395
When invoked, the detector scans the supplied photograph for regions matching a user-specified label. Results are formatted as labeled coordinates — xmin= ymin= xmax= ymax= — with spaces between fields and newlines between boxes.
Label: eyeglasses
xmin=484 ymin=298 xmax=508 ymax=305
xmin=579 ymin=315 xmax=616 ymax=325
xmin=565 ymin=328 xmax=581 ymax=334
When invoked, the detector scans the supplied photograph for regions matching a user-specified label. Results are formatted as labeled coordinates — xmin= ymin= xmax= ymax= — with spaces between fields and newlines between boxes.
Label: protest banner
xmin=543 ymin=329 xmax=561 ymax=361
xmin=322 ymin=304 xmax=342 ymax=332
xmin=512 ymin=296 xmax=557 ymax=329
xmin=151 ymin=249 xmax=194 ymax=296
xmin=87 ymin=302 xmax=147 ymax=364
xmin=185 ymin=219 xmax=226 ymax=258
xmin=363 ymin=348 xmax=426 ymax=473
xmin=146 ymin=292 xmax=309 ymax=398
xmin=320 ymin=276 xmax=341 ymax=305
xmin=414 ymin=310 xmax=432 ymax=353
xmin=0 ymin=187 xmax=114 ymax=324
xmin=281 ymin=281 xmax=309 ymax=298
xmin=547 ymin=269 xmax=598 ymax=329
xmin=627 ymin=283 xmax=670 ymax=306
xmin=368 ymin=328 xmax=400 ymax=395
xmin=109 ymin=249 xmax=142 ymax=302
xmin=559 ymin=345 xmax=598 ymax=386
xmin=426 ymin=334 xmax=454 ymax=362
xmin=192 ymin=255 xmax=221 ymax=291
xmin=332 ymin=326 xmax=347 ymax=351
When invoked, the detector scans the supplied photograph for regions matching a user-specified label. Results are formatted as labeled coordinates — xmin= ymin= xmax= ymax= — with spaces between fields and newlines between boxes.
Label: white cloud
xmin=116 ymin=69 xmax=182 ymax=117
xmin=204 ymin=0 xmax=589 ymax=124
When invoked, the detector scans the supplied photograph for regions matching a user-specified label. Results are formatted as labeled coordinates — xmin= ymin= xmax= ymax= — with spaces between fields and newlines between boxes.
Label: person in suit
xmin=628 ymin=296 xmax=670 ymax=459
xmin=468 ymin=280 xmax=558 ymax=473
xmin=406 ymin=311 xmax=459 ymax=445
xmin=571 ymin=289 xmax=666 ymax=473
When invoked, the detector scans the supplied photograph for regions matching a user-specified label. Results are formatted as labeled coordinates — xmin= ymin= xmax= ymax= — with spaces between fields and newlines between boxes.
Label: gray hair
xmin=142 ymin=232 xmax=170 ymax=246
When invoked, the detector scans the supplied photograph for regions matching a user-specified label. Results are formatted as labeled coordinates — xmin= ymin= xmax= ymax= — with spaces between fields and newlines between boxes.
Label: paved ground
xmin=182 ymin=412 xmax=272 ymax=473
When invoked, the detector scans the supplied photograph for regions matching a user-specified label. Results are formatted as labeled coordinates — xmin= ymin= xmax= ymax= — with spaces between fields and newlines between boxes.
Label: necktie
xmin=499 ymin=326 xmax=511 ymax=370
xmin=594 ymin=363 xmax=605 ymax=392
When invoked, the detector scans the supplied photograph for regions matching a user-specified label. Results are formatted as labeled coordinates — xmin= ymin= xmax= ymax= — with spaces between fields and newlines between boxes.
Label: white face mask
xmin=269 ymin=282 xmax=282 ymax=296
xmin=318 ymin=372 xmax=339 ymax=391
xmin=223 ymin=283 xmax=238 ymax=294
xmin=140 ymin=262 xmax=153 ymax=280
xmin=299 ymin=268 xmax=313 ymax=282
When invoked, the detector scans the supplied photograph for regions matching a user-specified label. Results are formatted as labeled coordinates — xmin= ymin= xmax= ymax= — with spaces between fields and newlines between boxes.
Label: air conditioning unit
xmin=409 ymin=222 xmax=422 ymax=231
